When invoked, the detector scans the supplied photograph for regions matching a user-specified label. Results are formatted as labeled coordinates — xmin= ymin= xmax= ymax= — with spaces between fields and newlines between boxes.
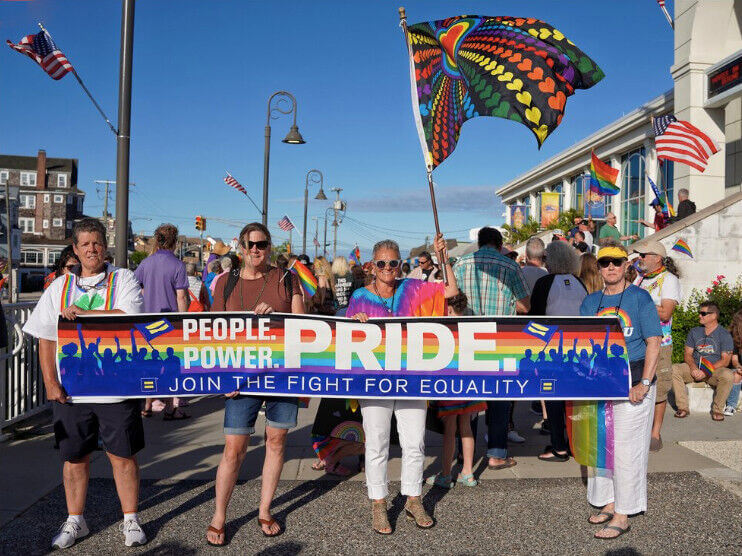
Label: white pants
xmin=587 ymin=385 xmax=656 ymax=515
xmin=360 ymin=399 xmax=427 ymax=500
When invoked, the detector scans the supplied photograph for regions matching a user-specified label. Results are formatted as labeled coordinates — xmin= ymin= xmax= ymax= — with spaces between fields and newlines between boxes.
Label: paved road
xmin=1 ymin=473 xmax=741 ymax=555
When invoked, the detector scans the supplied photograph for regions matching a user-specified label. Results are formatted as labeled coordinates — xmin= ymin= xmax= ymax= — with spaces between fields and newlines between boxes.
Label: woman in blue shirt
xmin=579 ymin=242 xmax=661 ymax=540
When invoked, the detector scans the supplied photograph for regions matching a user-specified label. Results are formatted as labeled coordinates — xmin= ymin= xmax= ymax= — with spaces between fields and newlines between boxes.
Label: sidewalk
xmin=2 ymin=397 xmax=740 ymax=530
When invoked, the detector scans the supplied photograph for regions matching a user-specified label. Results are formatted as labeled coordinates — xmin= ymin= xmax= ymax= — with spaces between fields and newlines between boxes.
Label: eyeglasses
xmin=597 ymin=257 xmax=627 ymax=268
xmin=698 ymin=311 xmax=714 ymax=316
xmin=419 ymin=259 xmax=431 ymax=265
xmin=375 ymin=259 xmax=401 ymax=269
xmin=247 ymin=240 xmax=270 ymax=250
xmin=64 ymin=264 xmax=77 ymax=270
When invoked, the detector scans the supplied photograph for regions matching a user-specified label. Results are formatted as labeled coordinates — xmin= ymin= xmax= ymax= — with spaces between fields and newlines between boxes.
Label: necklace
xmin=597 ymin=279 xmax=628 ymax=316
xmin=238 ymin=268 xmax=270 ymax=311
xmin=372 ymin=280 xmax=397 ymax=314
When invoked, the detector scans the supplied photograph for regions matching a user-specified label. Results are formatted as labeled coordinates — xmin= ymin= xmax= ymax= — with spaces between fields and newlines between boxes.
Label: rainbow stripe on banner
xmin=589 ymin=151 xmax=619 ymax=196
xmin=671 ymin=238 xmax=693 ymax=258
xmin=56 ymin=313 xmax=631 ymax=402
xmin=699 ymin=357 xmax=715 ymax=377
xmin=289 ymin=260 xmax=318 ymax=296
xmin=566 ymin=400 xmax=615 ymax=470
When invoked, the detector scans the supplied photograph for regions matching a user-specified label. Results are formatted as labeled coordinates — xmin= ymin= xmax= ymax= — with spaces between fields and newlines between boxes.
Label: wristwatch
xmin=640 ymin=378 xmax=651 ymax=387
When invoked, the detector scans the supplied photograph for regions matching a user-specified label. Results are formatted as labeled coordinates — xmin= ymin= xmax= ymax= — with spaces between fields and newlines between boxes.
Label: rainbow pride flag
xmin=671 ymin=238 xmax=693 ymax=258
xmin=350 ymin=246 xmax=361 ymax=265
xmin=699 ymin=357 xmax=715 ymax=377
xmin=289 ymin=259 xmax=318 ymax=297
xmin=589 ymin=151 xmax=619 ymax=196
xmin=566 ymin=400 xmax=614 ymax=470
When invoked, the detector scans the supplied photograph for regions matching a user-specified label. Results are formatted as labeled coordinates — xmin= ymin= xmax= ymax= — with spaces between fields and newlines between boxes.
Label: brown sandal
xmin=258 ymin=517 xmax=283 ymax=537
xmin=674 ymin=409 xmax=689 ymax=418
xmin=206 ymin=525 xmax=225 ymax=547
xmin=712 ymin=412 xmax=725 ymax=421
xmin=404 ymin=498 xmax=434 ymax=529
xmin=372 ymin=501 xmax=392 ymax=535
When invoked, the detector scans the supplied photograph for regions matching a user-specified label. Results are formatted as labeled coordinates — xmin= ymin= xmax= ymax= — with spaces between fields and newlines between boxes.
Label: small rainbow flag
xmin=566 ymin=400 xmax=614 ymax=470
xmin=671 ymin=238 xmax=693 ymax=258
xmin=589 ymin=151 xmax=619 ymax=196
xmin=350 ymin=246 xmax=361 ymax=265
xmin=289 ymin=259 xmax=318 ymax=297
xmin=699 ymin=357 xmax=715 ymax=377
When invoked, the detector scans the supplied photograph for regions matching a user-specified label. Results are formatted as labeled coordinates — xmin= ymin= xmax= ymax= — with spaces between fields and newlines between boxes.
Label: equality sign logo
xmin=57 ymin=313 xmax=631 ymax=401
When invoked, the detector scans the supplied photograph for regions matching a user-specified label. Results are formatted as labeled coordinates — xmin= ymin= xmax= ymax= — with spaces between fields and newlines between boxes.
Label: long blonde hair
xmin=331 ymin=256 xmax=350 ymax=277
xmin=579 ymin=253 xmax=604 ymax=293
xmin=313 ymin=257 xmax=335 ymax=290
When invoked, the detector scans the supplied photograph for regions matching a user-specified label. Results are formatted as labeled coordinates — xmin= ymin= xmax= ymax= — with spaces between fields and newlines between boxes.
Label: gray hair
xmin=678 ymin=188 xmax=689 ymax=198
xmin=545 ymin=241 xmax=581 ymax=275
xmin=185 ymin=262 xmax=197 ymax=275
xmin=372 ymin=239 xmax=400 ymax=258
xmin=208 ymin=260 xmax=222 ymax=273
xmin=220 ymin=256 xmax=232 ymax=270
xmin=525 ymin=237 xmax=545 ymax=262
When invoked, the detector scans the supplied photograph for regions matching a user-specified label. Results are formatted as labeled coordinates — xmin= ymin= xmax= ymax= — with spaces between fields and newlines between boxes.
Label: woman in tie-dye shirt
xmin=347 ymin=235 xmax=459 ymax=535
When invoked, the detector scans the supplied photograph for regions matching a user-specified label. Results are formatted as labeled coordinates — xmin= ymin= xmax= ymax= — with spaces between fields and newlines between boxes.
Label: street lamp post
xmin=303 ymin=169 xmax=326 ymax=255
xmin=262 ymin=91 xmax=305 ymax=227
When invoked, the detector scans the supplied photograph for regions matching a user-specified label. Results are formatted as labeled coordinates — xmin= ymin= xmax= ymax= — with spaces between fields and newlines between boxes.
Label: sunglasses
xmin=374 ymin=259 xmax=401 ymax=269
xmin=637 ymin=253 xmax=660 ymax=258
xmin=698 ymin=311 xmax=715 ymax=316
xmin=64 ymin=264 xmax=77 ymax=270
xmin=246 ymin=240 xmax=270 ymax=250
xmin=597 ymin=257 xmax=627 ymax=268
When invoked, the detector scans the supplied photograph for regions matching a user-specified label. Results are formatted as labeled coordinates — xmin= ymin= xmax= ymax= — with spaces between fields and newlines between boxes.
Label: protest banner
xmin=58 ymin=312 xmax=631 ymax=400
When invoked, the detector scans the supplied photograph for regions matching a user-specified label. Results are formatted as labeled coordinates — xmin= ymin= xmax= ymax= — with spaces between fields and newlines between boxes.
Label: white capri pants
xmin=588 ymin=384 xmax=656 ymax=515
xmin=360 ymin=399 xmax=427 ymax=500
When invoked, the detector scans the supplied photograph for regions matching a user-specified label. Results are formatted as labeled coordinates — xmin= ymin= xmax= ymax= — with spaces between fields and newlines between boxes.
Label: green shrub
xmin=129 ymin=250 xmax=147 ymax=268
xmin=671 ymin=275 xmax=742 ymax=363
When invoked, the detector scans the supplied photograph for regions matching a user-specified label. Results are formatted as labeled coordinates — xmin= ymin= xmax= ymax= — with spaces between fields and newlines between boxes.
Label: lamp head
xmin=314 ymin=187 xmax=327 ymax=200
xmin=282 ymin=125 xmax=305 ymax=144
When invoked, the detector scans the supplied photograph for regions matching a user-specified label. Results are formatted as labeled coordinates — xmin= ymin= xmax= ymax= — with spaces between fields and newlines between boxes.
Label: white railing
xmin=1 ymin=302 xmax=46 ymax=434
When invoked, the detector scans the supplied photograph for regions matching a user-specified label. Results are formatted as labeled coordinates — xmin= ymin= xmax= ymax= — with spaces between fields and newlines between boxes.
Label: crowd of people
xmin=19 ymin=203 xmax=742 ymax=547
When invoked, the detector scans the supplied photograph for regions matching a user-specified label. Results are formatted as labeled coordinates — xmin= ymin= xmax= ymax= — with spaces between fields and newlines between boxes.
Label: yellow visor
xmin=596 ymin=246 xmax=628 ymax=260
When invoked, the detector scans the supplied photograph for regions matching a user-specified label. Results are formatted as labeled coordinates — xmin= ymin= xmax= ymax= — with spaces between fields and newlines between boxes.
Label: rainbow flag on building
xmin=566 ymin=400 xmax=614 ymax=470
xmin=699 ymin=357 xmax=715 ymax=377
xmin=589 ymin=151 xmax=619 ymax=196
xmin=289 ymin=259 xmax=318 ymax=297
xmin=671 ymin=238 xmax=693 ymax=258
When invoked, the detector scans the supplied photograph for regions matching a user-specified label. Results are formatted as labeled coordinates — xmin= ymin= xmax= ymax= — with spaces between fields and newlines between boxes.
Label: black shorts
xmin=53 ymin=400 xmax=145 ymax=461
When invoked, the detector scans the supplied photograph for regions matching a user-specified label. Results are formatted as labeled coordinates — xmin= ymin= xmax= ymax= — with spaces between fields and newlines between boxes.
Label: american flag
xmin=224 ymin=172 xmax=247 ymax=195
xmin=656 ymin=0 xmax=665 ymax=6
xmin=6 ymin=30 xmax=74 ymax=80
xmin=653 ymin=114 xmax=718 ymax=172
xmin=277 ymin=215 xmax=295 ymax=232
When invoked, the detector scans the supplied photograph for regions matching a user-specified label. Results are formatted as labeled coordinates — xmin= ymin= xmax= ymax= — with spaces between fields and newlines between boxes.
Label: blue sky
xmin=1 ymin=0 xmax=674 ymax=257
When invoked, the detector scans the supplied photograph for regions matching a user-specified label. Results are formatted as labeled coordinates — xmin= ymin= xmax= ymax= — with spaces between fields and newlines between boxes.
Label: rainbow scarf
xmin=641 ymin=265 xmax=666 ymax=280
xmin=60 ymin=268 xmax=118 ymax=310
xmin=566 ymin=400 xmax=615 ymax=470
xmin=699 ymin=357 xmax=715 ymax=377
xmin=589 ymin=151 xmax=619 ymax=196
xmin=671 ymin=238 xmax=693 ymax=258
xmin=289 ymin=260 xmax=318 ymax=297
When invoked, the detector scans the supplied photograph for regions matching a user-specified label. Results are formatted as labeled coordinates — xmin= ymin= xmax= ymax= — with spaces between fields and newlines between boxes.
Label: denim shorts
xmin=223 ymin=395 xmax=298 ymax=435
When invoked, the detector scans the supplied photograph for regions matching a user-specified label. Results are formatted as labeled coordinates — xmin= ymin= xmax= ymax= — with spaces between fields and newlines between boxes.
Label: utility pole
xmin=331 ymin=187 xmax=343 ymax=260
xmin=312 ymin=217 xmax=319 ymax=260
xmin=323 ymin=209 xmax=330 ymax=258
xmin=114 ymin=0 xmax=135 ymax=268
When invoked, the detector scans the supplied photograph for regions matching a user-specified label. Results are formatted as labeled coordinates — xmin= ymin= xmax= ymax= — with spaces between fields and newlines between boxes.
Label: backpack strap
xmin=222 ymin=268 xmax=241 ymax=305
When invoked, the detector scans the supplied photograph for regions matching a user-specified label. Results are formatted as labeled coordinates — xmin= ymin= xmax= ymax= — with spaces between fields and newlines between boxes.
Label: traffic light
xmin=195 ymin=216 xmax=206 ymax=231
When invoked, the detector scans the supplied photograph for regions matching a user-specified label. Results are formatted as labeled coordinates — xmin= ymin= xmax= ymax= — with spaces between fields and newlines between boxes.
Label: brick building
xmin=0 ymin=150 xmax=85 ymax=286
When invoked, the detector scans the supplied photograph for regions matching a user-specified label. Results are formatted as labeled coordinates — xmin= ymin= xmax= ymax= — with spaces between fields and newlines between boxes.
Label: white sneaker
xmin=120 ymin=519 xmax=147 ymax=547
xmin=51 ymin=518 xmax=89 ymax=549
xmin=723 ymin=406 xmax=735 ymax=416
xmin=508 ymin=430 xmax=525 ymax=444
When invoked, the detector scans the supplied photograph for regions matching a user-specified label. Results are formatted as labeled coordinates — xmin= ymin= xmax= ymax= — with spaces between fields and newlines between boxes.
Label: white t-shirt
xmin=23 ymin=264 xmax=144 ymax=403
xmin=582 ymin=230 xmax=594 ymax=250
xmin=634 ymin=270 xmax=682 ymax=347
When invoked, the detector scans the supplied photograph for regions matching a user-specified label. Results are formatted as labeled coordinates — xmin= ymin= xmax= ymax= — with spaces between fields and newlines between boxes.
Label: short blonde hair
xmin=331 ymin=256 xmax=350 ymax=277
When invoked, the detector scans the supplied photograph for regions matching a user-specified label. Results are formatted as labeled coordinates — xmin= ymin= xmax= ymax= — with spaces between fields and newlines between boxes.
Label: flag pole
xmin=659 ymin=3 xmax=674 ymax=29
xmin=226 ymin=171 xmax=263 ymax=214
xmin=37 ymin=23 xmax=117 ymax=136
xmin=398 ymin=7 xmax=448 ymax=283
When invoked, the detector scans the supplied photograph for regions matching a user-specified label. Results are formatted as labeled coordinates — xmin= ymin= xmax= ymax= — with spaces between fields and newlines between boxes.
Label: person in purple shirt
xmin=135 ymin=224 xmax=190 ymax=420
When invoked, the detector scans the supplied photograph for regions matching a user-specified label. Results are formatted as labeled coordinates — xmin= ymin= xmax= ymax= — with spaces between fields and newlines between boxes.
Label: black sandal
xmin=538 ymin=446 xmax=570 ymax=462
xmin=588 ymin=511 xmax=614 ymax=525
xmin=163 ymin=408 xmax=190 ymax=421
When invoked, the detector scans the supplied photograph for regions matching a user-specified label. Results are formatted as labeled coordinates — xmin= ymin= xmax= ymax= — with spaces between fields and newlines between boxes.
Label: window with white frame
xmin=621 ymin=147 xmax=646 ymax=239
xmin=19 ymin=217 xmax=35 ymax=233
xmin=20 ymin=194 xmax=36 ymax=209
xmin=43 ymin=194 xmax=50 ymax=203
xmin=53 ymin=218 xmax=63 ymax=227
xmin=20 ymin=172 xmax=37 ymax=186
xmin=43 ymin=219 xmax=49 ymax=229
xmin=48 ymin=251 xmax=61 ymax=265
xmin=54 ymin=194 xmax=63 ymax=203
xmin=57 ymin=174 xmax=68 ymax=188
xmin=21 ymin=251 xmax=43 ymax=265
xmin=0 ymin=170 xmax=8 ymax=184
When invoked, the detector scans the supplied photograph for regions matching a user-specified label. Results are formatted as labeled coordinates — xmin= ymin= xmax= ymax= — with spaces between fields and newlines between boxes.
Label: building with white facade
xmin=498 ymin=1 xmax=742 ymax=242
